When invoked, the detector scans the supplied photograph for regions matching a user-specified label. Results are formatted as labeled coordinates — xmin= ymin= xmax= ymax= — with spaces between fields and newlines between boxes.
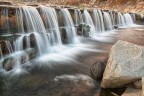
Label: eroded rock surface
xmin=101 ymin=40 xmax=144 ymax=88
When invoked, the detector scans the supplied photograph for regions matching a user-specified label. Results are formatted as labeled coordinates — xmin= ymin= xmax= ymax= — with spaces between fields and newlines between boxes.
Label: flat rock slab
xmin=101 ymin=40 xmax=144 ymax=88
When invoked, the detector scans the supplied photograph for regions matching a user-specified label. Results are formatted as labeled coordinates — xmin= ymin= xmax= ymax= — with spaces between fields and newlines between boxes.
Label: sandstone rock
xmin=133 ymin=79 xmax=142 ymax=89
xmin=101 ymin=40 xmax=144 ymax=88
xmin=90 ymin=58 xmax=108 ymax=80
xmin=122 ymin=87 xmax=142 ymax=96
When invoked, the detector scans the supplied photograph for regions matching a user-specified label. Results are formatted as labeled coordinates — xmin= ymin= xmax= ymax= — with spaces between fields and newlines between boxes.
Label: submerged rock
xmin=54 ymin=74 xmax=97 ymax=88
xmin=101 ymin=40 xmax=144 ymax=88
xmin=53 ymin=74 xmax=98 ymax=96
xmin=2 ymin=57 xmax=16 ymax=71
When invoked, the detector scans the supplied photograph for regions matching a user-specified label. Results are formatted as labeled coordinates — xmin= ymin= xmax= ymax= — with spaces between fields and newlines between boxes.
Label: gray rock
xmin=101 ymin=40 xmax=144 ymax=88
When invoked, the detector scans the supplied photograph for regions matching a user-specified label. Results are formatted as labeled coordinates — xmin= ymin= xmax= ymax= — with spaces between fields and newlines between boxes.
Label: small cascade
xmin=92 ymin=9 xmax=105 ymax=32
xmin=117 ymin=12 xmax=125 ymax=27
xmin=5 ymin=41 xmax=13 ymax=53
xmin=14 ymin=35 xmax=24 ymax=51
xmin=103 ymin=12 xmax=113 ymax=31
xmin=16 ymin=8 xmax=25 ymax=33
xmin=123 ymin=13 xmax=134 ymax=25
xmin=21 ymin=6 xmax=49 ymax=55
xmin=83 ymin=10 xmax=96 ymax=37
xmin=39 ymin=6 xmax=62 ymax=46
xmin=74 ymin=9 xmax=83 ymax=26
xmin=60 ymin=8 xmax=79 ymax=43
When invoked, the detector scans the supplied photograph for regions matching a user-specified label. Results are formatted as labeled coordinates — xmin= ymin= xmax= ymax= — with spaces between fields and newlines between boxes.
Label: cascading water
xmin=74 ymin=9 xmax=83 ymax=26
xmin=16 ymin=7 xmax=25 ymax=33
xmin=103 ymin=12 xmax=113 ymax=31
xmin=117 ymin=12 xmax=125 ymax=27
xmin=39 ymin=6 xmax=62 ymax=46
xmin=60 ymin=8 xmax=79 ymax=44
xmin=21 ymin=6 xmax=49 ymax=55
xmin=83 ymin=10 xmax=96 ymax=37
xmin=92 ymin=9 xmax=105 ymax=32
xmin=123 ymin=13 xmax=134 ymax=26
xmin=5 ymin=41 xmax=13 ymax=53
xmin=1 ymin=8 xmax=13 ymax=35
xmin=0 ymin=5 xmax=136 ymax=73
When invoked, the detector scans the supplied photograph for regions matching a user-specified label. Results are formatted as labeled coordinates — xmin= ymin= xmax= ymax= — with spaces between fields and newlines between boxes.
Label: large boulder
xmin=101 ymin=40 xmax=144 ymax=88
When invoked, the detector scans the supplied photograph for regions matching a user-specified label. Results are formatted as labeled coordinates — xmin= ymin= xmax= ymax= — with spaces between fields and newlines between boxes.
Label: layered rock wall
xmin=34 ymin=0 xmax=144 ymax=14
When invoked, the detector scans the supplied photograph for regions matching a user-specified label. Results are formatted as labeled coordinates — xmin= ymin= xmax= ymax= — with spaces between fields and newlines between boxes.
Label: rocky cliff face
xmin=37 ymin=0 xmax=144 ymax=14
xmin=1 ymin=0 xmax=144 ymax=14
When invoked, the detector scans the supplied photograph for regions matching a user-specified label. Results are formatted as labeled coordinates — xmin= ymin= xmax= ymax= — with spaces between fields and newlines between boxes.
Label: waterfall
xmin=1 ymin=8 xmax=11 ymax=34
xmin=0 ymin=6 xmax=136 ymax=72
xmin=117 ymin=12 xmax=125 ymax=27
xmin=60 ymin=8 xmax=79 ymax=43
xmin=5 ymin=41 xmax=13 ymax=53
xmin=103 ymin=12 xmax=113 ymax=31
xmin=74 ymin=9 xmax=83 ymax=26
xmin=123 ymin=13 xmax=134 ymax=25
xmin=16 ymin=8 xmax=25 ymax=33
xmin=20 ymin=6 xmax=49 ymax=55
xmin=92 ymin=9 xmax=105 ymax=32
xmin=39 ymin=6 xmax=62 ymax=46
xmin=83 ymin=10 xmax=96 ymax=37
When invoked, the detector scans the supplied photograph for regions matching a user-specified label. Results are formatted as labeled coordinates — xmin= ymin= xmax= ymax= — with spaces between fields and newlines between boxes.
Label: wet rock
xmin=60 ymin=28 xmax=68 ymax=43
xmin=133 ymin=79 xmax=142 ymax=89
xmin=53 ymin=74 xmax=98 ymax=96
xmin=122 ymin=87 xmax=142 ymax=96
xmin=2 ymin=57 xmax=16 ymax=71
xmin=90 ymin=58 xmax=108 ymax=80
xmin=20 ymin=53 xmax=29 ymax=64
xmin=25 ymin=48 xmax=36 ymax=60
xmin=114 ymin=25 xmax=118 ymax=29
xmin=101 ymin=40 xmax=144 ymax=88
xmin=30 ymin=34 xmax=37 ymax=49
xmin=2 ymin=48 xmax=36 ymax=71
xmin=77 ymin=23 xmax=91 ymax=37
